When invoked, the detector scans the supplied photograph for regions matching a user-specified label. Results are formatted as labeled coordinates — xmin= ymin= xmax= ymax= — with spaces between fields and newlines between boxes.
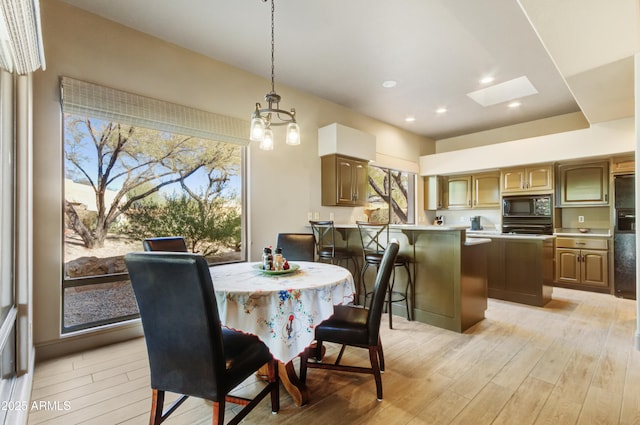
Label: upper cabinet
xmin=423 ymin=175 xmax=444 ymax=210
xmin=441 ymin=172 xmax=500 ymax=209
xmin=501 ymin=164 xmax=554 ymax=194
xmin=473 ymin=173 xmax=501 ymax=208
xmin=611 ymin=155 xmax=635 ymax=175
xmin=444 ymin=175 xmax=472 ymax=209
xmin=321 ymin=154 xmax=368 ymax=206
xmin=557 ymin=161 xmax=609 ymax=206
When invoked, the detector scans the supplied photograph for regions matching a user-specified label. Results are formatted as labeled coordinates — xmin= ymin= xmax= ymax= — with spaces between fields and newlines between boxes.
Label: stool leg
xmin=388 ymin=267 xmax=396 ymax=329
xmin=404 ymin=262 xmax=412 ymax=321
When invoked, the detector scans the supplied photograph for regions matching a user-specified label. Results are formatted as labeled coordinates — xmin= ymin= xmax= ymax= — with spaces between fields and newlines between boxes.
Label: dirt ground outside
xmin=63 ymin=233 xmax=241 ymax=329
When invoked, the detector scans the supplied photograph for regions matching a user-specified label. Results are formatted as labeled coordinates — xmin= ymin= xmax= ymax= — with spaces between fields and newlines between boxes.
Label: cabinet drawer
xmin=555 ymin=237 xmax=608 ymax=250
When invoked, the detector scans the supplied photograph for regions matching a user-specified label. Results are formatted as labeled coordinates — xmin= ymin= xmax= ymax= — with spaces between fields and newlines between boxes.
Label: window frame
xmin=60 ymin=78 xmax=250 ymax=334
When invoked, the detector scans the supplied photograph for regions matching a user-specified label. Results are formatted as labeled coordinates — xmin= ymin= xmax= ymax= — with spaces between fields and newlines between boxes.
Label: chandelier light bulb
xmin=286 ymin=122 xmax=300 ymax=145
xmin=260 ymin=128 xmax=274 ymax=150
xmin=250 ymin=116 xmax=266 ymax=142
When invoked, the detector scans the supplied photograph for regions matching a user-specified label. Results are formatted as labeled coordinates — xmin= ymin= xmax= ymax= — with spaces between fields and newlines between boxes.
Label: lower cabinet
xmin=485 ymin=237 xmax=554 ymax=307
xmin=555 ymin=237 xmax=609 ymax=291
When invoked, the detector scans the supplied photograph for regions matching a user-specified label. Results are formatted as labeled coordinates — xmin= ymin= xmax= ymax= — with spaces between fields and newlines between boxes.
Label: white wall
xmin=32 ymin=1 xmax=433 ymax=357
xmin=420 ymin=117 xmax=635 ymax=176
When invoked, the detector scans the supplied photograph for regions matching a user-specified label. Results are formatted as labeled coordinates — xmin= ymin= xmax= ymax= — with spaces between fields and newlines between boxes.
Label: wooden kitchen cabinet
xmin=423 ymin=175 xmax=444 ymax=210
xmin=444 ymin=175 xmax=472 ymax=209
xmin=484 ymin=236 xmax=554 ymax=307
xmin=321 ymin=154 xmax=368 ymax=206
xmin=501 ymin=164 xmax=553 ymax=194
xmin=611 ymin=155 xmax=635 ymax=175
xmin=473 ymin=172 xmax=500 ymax=208
xmin=555 ymin=237 xmax=609 ymax=290
xmin=443 ymin=172 xmax=499 ymax=209
xmin=557 ymin=161 xmax=609 ymax=206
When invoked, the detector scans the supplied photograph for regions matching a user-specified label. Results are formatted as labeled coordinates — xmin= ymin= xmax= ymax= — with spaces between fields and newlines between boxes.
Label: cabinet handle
xmin=605 ymin=194 xmax=608 ymax=202
xmin=468 ymin=200 xmax=471 ymax=206
xmin=575 ymin=242 xmax=586 ymax=245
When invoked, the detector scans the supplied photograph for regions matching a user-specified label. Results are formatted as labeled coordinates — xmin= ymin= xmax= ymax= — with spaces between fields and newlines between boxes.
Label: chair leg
xmin=368 ymin=346 xmax=383 ymax=401
xmin=150 ymin=389 xmax=164 ymax=425
xmin=212 ymin=400 xmax=225 ymax=425
xmin=334 ymin=344 xmax=347 ymax=365
xmin=377 ymin=338 xmax=385 ymax=372
xmin=268 ymin=359 xmax=280 ymax=414
xmin=388 ymin=268 xmax=397 ymax=329
xmin=299 ymin=347 xmax=309 ymax=384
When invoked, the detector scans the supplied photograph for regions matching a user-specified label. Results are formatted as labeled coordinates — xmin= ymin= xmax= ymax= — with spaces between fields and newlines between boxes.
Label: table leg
xmin=279 ymin=361 xmax=310 ymax=407
xmin=257 ymin=360 xmax=310 ymax=407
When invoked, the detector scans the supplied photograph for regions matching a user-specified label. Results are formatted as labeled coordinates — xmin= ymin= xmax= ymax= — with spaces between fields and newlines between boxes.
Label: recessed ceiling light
xmin=480 ymin=76 xmax=495 ymax=84
xmin=435 ymin=107 xmax=447 ymax=114
xmin=382 ymin=80 xmax=397 ymax=88
xmin=508 ymin=101 xmax=521 ymax=108
xmin=405 ymin=116 xmax=416 ymax=122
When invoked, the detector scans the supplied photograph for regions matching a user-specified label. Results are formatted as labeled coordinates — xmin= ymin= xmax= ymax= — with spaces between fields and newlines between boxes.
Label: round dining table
xmin=209 ymin=260 xmax=355 ymax=406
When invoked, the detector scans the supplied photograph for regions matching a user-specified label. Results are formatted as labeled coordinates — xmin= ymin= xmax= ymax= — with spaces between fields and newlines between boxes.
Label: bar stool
xmin=309 ymin=221 xmax=360 ymax=297
xmin=356 ymin=221 xmax=412 ymax=329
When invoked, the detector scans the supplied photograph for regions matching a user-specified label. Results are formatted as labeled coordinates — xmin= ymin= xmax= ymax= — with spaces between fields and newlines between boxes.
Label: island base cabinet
xmin=412 ymin=231 xmax=488 ymax=332
xmin=486 ymin=238 xmax=553 ymax=307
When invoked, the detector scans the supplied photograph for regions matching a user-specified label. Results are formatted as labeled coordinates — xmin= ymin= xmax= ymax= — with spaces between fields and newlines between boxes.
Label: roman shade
xmin=60 ymin=76 xmax=250 ymax=146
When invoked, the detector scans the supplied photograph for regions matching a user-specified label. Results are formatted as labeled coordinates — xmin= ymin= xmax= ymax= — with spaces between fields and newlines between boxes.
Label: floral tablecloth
xmin=210 ymin=261 xmax=355 ymax=363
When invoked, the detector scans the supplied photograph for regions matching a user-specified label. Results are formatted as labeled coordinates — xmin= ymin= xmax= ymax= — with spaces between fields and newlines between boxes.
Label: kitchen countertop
xmin=466 ymin=231 xmax=556 ymax=241
xmin=553 ymin=228 xmax=611 ymax=237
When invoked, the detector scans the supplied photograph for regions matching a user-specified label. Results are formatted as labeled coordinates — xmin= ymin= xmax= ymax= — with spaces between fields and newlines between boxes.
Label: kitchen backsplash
xmin=436 ymin=209 xmax=501 ymax=230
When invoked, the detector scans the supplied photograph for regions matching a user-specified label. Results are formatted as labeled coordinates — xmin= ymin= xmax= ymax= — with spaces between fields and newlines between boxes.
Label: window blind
xmin=0 ymin=0 xmax=45 ymax=74
xmin=60 ymin=76 xmax=250 ymax=146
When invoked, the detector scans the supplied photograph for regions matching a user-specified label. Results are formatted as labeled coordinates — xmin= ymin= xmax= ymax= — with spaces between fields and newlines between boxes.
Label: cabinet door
xmin=473 ymin=173 xmax=500 ymax=208
xmin=352 ymin=160 xmax=368 ymax=206
xmin=337 ymin=159 xmax=354 ymax=204
xmin=559 ymin=162 xmax=609 ymax=206
xmin=501 ymin=169 xmax=525 ymax=193
xmin=424 ymin=175 xmax=443 ymax=210
xmin=581 ymin=249 xmax=608 ymax=287
xmin=526 ymin=166 xmax=553 ymax=191
xmin=445 ymin=176 xmax=472 ymax=209
xmin=555 ymin=248 xmax=580 ymax=283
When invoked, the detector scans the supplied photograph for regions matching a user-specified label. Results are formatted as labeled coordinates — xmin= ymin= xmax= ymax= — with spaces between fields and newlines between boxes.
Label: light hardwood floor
xmin=28 ymin=287 xmax=640 ymax=425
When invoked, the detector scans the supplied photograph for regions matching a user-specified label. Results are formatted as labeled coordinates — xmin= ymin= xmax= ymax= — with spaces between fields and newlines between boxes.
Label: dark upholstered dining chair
xmin=124 ymin=251 xmax=279 ymax=425
xmin=299 ymin=241 xmax=399 ymax=401
xmin=142 ymin=236 xmax=188 ymax=252
xmin=276 ymin=233 xmax=315 ymax=261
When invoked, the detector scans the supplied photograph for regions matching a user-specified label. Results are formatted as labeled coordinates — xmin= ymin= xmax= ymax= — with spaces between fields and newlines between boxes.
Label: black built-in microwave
xmin=502 ymin=194 xmax=553 ymax=234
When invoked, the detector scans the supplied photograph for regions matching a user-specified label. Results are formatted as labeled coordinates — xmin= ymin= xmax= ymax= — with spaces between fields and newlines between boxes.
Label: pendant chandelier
xmin=249 ymin=0 xmax=300 ymax=150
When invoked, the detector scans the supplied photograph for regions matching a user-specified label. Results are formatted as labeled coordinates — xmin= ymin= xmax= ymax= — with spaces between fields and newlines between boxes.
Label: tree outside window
xmin=367 ymin=165 xmax=415 ymax=224
xmin=63 ymin=114 xmax=244 ymax=332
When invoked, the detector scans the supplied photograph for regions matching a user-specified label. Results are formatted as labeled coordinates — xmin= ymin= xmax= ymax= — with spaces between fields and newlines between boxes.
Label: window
xmin=61 ymin=77 xmax=248 ymax=333
xmin=367 ymin=165 xmax=416 ymax=224
xmin=0 ymin=70 xmax=16 ymax=423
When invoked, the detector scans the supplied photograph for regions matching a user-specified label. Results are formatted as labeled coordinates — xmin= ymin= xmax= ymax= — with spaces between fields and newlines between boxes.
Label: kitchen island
xmin=333 ymin=224 xmax=490 ymax=332
xmin=467 ymin=231 xmax=555 ymax=307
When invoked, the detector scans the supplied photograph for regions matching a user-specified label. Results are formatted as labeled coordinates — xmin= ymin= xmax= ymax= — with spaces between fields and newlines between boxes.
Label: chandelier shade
xmin=250 ymin=0 xmax=300 ymax=150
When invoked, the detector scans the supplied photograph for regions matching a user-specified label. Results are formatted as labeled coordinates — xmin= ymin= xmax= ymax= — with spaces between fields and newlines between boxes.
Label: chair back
xmin=124 ymin=252 xmax=225 ymax=401
xmin=276 ymin=233 xmax=315 ymax=261
xmin=367 ymin=241 xmax=399 ymax=344
xmin=309 ymin=221 xmax=338 ymax=257
xmin=356 ymin=222 xmax=389 ymax=257
xmin=142 ymin=236 xmax=188 ymax=252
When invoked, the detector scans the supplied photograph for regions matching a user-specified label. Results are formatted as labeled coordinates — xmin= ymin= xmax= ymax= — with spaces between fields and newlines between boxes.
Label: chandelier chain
xmin=270 ymin=0 xmax=275 ymax=94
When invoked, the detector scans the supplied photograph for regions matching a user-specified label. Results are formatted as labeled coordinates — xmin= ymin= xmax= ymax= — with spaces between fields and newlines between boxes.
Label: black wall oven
xmin=502 ymin=194 xmax=553 ymax=234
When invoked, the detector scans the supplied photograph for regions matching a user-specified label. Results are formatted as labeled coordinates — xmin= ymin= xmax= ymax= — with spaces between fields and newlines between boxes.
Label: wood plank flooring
xmin=28 ymin=287 xmax=640 ymax=425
